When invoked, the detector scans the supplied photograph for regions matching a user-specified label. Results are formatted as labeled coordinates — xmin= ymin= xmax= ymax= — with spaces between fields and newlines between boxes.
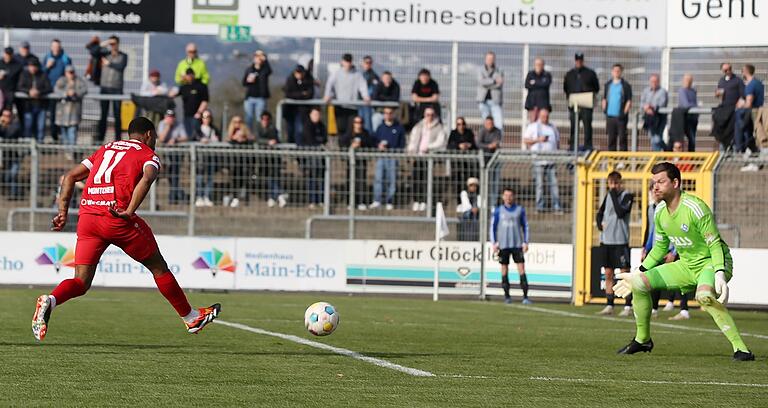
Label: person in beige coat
xmin=54 ymin=65 xmax=87 ymax=145
xmin=406 ymin=107 xmax=447 ymax=211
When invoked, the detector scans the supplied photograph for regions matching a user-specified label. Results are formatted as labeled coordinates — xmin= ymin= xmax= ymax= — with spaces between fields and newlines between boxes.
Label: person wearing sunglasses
xmin=174 ymin=42 xmax=209 ymax=86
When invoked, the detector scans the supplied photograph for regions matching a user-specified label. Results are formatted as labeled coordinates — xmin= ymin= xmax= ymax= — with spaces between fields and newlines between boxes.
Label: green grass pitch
xmin=2 ymin=287 xmax=767 ymax=407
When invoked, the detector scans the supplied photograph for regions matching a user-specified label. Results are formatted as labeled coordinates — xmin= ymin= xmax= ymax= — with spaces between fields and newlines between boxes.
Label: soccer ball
xmin=304 ymin=302 xmax=339 ymax=336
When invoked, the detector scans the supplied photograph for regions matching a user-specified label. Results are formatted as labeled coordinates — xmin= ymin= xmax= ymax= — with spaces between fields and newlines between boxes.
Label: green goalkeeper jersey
xmin=641 ymin=192 xmax=730 ymax=273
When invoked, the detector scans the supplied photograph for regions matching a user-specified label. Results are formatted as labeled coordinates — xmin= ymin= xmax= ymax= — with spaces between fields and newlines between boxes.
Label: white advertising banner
xmin=667 ymin=0 xmax=765 ymax=47
xmin=175 ymin=0 xmax=668 ymax=47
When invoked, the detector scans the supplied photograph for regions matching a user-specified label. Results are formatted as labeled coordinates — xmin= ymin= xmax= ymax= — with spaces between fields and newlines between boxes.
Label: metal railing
xmin=631 ymin=106 xmax=713 ymax=151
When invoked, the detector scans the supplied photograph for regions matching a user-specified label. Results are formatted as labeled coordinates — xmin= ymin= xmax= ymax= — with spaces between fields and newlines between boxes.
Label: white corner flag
xmin=434 ymin=202 xmax=449 ymax=301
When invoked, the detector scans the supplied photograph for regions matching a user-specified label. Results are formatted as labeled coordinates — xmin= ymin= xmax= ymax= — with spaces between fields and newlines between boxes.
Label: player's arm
xmin=52 ymin=164 xmax=90 ymax=231
xmin=110 ymin=163 xmax=159 ymax=220
xmin=640 ymin=213 xmax=670 ymax=271
xmin=520 ymin=207 xmax=530 ymax=253
xmin=697 ymin=206 xmax=727 ymax=273
xmin=490 ymin=207 xmax=500 ymax=251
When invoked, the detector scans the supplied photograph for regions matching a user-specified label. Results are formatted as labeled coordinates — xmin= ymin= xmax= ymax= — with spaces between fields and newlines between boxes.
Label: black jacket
xmin=712 ymin=105 xmax=735 ymax=146
xmin=447 ymin=129 xmax=477 ymax=151
xmin=283 ymin=74 xmax=314 ymax=100
xmin=564 ymin=66 xmax=600 ymax=98
xmin=0 ymin=57 xmax=23 ymax=95
xmin=373 ymin=80 xmax=401 ymax=102
xmin=17 ymin=69 xmax=52 ymax=109
xmin=242 ymin=60 xmax=272 ymax=99
xmin=524 ymin=70 xmax=552 ymax=111
xmin=668 ymin=107 xmax=689 ymax=140
xmin=302 ymin=120 xmax=328 ymax=147
xmin=602 ymin=78 xmax=633 ymax=120
xmin=339 ymin=129 xmax=377 ymax=149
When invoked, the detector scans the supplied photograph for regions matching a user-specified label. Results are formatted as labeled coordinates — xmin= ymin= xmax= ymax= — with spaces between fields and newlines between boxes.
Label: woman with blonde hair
xmin=224 ymin=115 xmax=255 ymax=207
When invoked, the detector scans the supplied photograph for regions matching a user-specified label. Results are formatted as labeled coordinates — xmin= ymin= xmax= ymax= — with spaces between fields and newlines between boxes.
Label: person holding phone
xmin=523 ymin=109 xmax=562 ymax=214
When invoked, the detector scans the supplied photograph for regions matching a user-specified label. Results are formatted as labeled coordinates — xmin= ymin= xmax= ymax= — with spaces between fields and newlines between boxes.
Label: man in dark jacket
xmin=371 ymin=107 xmax=406 ymax=210
xmin=178 ymin=68 xmax=209 ymax=137
xmin=371 ymin=71 xmax=400 ymax=131
xmin=0 ymin=48 xmax=23 ymax=110
xmin=601 ymin=64 xmax=632 ymax=151
xmin=0 ymin=109 xmax=23 ymax=199
xmin=17 ymin=58 xmax=52 ymax=142
xmin=564 ymin=53 xmax=600 ymax=150
xmin=340 ymin=115 xmax=377 ymax=210
xmin=242 ymin=50 xmax=272 ymax=132
xmin=283 ymin=65 xmax=314 ymax=143
xmin=525 ymin=57 xmax=552 ymax=123
xmin=300 ymin=107 xmax=328 ymax=208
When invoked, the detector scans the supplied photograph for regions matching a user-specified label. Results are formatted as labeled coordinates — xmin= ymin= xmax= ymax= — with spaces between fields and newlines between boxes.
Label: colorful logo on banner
xmin=36 ymin=244 xmax=75 ymax=273
xmin=192 ymin=248 xmax=236 ymax=277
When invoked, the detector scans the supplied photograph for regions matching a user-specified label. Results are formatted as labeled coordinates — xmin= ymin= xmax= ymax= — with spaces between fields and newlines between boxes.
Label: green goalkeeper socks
xmin=701 ymin=300 xmax=750 ymax=352
xmin=632 ymin=288 xmax=652 ymax=343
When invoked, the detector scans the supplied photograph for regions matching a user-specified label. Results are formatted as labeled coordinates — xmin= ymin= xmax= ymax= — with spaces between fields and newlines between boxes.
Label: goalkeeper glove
xmin=612 ymin=266 xmax=647 ymax=298
xmin=715 ymin=270 xmax=728 ymax=304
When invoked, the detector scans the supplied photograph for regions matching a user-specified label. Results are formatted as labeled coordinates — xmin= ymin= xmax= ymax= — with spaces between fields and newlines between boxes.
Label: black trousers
xmin=606 ymin=116 xmax=628 ymax=151
xmin=568 ymin=107 xmax=593 ymax=150
xmin=334 ymin=107 xmax=358 ymax=136
xmin=411 ymin=160 xmax=428 ymax=203
xmin=98 ymin=87 xmax=123 ymax=142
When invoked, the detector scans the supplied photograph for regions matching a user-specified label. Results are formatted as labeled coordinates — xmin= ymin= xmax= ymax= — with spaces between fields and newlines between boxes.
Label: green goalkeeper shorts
xmin=645 ymin=254 xmax=733 ymax=294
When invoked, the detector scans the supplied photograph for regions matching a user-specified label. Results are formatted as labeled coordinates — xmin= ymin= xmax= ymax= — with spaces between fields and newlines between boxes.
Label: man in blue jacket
xmin=370 ymin=107 xmax=405 ymax=211
xmin=42 ymin=39 xmax=71 ymax=141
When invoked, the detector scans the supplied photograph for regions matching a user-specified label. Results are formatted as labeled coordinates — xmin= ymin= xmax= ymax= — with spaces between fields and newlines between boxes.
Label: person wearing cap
xmin=323 ymin=53 xmax=370 ymax=136
xmin=523 ymin=109 xmax=562 ymax=213
xmin=177 ymin=67 xmax=209 ymax=137
xmin=97 ymin=35 xmax=127 ymax=142
xmin=15 ymin=41 xmax=38 ymax=66
xmin=282 ymin=64 xmax=314 ymax=143
xmin=54 ymin=65 xmax=87 ymax=146
xmin=0 ymin=47 xmax=22 ymax=111
xmin=138 ymin=69 xmax=170 ymax=124
xmin=140 ymin=69 xmax=169 ymax=97
xmin=175 ymin=42 xmax=209 ymax=85
xmin=477 ymin=51 xmax=504 ymax=130
xmin=17 ymin=57 xmax=52 ymax=142
xmin=157 ymin=109 xmax=190 ymax=205
xmin=563 ymin=53 xmax=599 ymax=150
xmin=457 ymin=177 xmax=482 ymax=242
xmin=242 ymin=50 xmax=272 ymax=133
xmin=42 ymin=39 xmax=72 ymax=141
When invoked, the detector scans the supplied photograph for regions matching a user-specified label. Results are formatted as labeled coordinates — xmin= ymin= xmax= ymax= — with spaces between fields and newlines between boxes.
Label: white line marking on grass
xmin=530 ymin=376 xmax=768 ymax=388
xmin=442 ymin=374 xmax=493 ymax=379
xmin=512 ymin=304 xmax=768 ymax=340
xmin=216 ymin=320 xmax=435 ymax=377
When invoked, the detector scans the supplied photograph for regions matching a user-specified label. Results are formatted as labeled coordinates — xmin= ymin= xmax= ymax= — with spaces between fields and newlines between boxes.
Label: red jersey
xmin=79 ymin=140 xmax=161 ymax=216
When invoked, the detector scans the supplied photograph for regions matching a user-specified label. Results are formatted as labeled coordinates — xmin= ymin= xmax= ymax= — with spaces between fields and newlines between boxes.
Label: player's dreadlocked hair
xmin=128 ymin=117 xmax=155 ymax=136
xmin=651 ymin=162 xmax=681 ymax=185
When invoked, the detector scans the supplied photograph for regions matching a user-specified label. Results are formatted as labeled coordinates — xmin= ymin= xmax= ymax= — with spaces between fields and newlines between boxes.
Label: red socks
xmin=153 ymin=271 xmax=192 ymax=317
xmin=51 ymin=277 xmax=87 ymax=305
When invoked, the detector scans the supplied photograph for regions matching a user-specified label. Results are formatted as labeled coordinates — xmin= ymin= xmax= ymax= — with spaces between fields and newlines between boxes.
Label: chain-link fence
xmin=714 ymin=153 xmax=768 ymax=249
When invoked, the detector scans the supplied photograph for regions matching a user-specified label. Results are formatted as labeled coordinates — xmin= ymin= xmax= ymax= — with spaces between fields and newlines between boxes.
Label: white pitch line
xmin=512 ymin=304 xmax=768 ymax=340
xmin=530 ymin=376 xmax=768 ymax=388
xmin=216 ymin=320 xmax=435 ymax=377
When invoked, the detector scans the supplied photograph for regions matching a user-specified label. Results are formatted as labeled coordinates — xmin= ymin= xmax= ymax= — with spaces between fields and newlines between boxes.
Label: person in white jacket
xmin=456 ymin=177 xmax=482 ymax=241
xmin=407 ymin=107 xmax=446 ymax=212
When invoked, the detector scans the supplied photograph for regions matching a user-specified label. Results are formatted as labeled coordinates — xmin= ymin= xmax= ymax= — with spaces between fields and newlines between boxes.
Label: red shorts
xmin=75 ymin=213 xmax=159 ymax=265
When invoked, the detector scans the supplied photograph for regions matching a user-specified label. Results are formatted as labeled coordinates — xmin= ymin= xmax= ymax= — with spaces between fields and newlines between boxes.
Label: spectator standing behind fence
xmin=42 ymin=39 xmax=71 ymax=142
xmin=157 ymin=110 xmax=189 ymax=205
xmin=411 ymin=69 xmax=440 ymax=125
xmin=138 ymin=69 xmax=171 ymax=125
xmin=97 ymin=35 xmax=127 ymax=142
xmin=447 ymin=117 xmax=478 ymax=194
xmin=301 ymin=107 xmax=328 ymax=209
xmin=596 ymin=171 xmax=634 ymax=317
xmin=0 ymin=109 xmax=22 ymax=200
xmin=176 ymin=68 xmax=209 ymax=138
xmin=477 ymin=51 xmax=504 ymax=130
xmin=193 ymin=109 xmax=220 ymax=208
xmin=54 ymin=65 xmax=87 ymax=146
xmin=407 ymin=107 xmax=447 ymax=212
xmin=523 ymin=109 xmax=562 ymax=214
xmin=17 ymin=58 xmax=51 ymax=143
xmin=324 ymin=53 xmax=369 ymax=137
xmin=359 ymin=56 xmax=379 ymax=133
xmin=491 ymin=188 xmax=531 ymax=305
xmin=564 ymin=53 xmax=599 ymax=150
xmin=370 ymin=107 xmax=405 ymax=211
xmin=735 ymin=64 xmax=764 ymax=156
xmin=0 ymin=48 xmax=22 ymax=110
xmin=677 ymin=74 xmax=698 ymax=151
xmin=243 ymin=50 xmax=271 ymax=132
xmin=175 ymin=43 xmax=209 ymax=85
xmin=14 ymin=42 xmax=38 ymax=128
xmin=340 ymin=116 xmax=377 ymax=211
xmin=282 ymin=65 xmax=314 ymax=143
xmin=372 ymin=71 xmax=400 ymax=131
xmin=525 ymin=57 xmax=552 ymax=124
xmin=477 ymin=116 xmax=502 ymax=208
xmin=456 ymin=177 xmax=481 ymax=242
xmin=256 ymin=111 xmax=288 ymax=208
xmin=641 ymin=74 xmax=669 ymax=151
xmin=714 ymin=63 xmax=743 ymax=150
xmin=601 ymin=64 xmax=632 ymax=151
xmin=225 ymin=115 xmax=255 ymax=208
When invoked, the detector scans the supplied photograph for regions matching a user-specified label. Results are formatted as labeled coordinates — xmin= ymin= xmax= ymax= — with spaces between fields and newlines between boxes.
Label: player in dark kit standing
xmin=32 ymin=117 xmax=220 ymax=341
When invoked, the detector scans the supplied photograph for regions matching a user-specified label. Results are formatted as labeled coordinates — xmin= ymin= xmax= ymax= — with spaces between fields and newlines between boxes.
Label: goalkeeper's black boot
xmin=617 ymin=338 xmax=653 ymax=354
xmin=733 ymin=350 xmax=755 ymax=361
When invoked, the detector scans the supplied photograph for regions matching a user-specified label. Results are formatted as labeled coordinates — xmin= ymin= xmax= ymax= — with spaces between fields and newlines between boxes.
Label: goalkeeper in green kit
xmin=613 ymin=162 xmax=755 ymax=361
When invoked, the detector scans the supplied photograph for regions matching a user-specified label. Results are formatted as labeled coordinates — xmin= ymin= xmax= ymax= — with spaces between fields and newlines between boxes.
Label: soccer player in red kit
xmin=32 ymin=117 xmax=220 ymax=341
